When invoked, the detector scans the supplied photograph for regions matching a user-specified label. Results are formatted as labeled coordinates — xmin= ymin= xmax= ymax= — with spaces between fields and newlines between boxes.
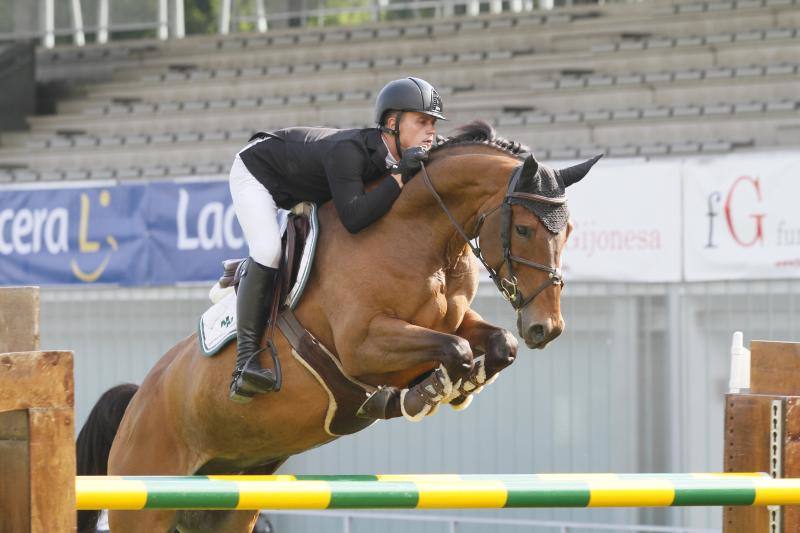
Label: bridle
xmin=418 ymin=161 xmax=565 ymax=312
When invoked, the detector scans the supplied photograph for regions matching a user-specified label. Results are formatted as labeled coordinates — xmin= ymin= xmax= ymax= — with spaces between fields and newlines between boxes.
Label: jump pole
xmin=76 ymin=473 xmax=800 ymax=510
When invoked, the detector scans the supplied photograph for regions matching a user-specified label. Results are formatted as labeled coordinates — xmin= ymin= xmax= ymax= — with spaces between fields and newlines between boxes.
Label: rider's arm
xmin=325 ymin=140 xmax=402 ymax=234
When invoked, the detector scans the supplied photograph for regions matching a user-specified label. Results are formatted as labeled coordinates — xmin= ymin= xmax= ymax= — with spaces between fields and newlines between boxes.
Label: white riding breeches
xmin=229 ymin=153 xmax=282 ymax=269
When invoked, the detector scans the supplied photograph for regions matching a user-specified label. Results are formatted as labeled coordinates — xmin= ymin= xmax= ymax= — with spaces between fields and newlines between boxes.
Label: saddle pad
xmin=198 ymin=291 xmax=237 ymax=357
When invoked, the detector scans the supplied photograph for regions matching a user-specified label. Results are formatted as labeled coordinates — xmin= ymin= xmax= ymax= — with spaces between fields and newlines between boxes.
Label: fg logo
xmin=705 ymin=176 xmax=765 ymax=248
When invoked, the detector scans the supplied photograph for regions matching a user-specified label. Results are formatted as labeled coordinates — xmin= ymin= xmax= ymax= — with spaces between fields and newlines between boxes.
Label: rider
xmin=228 ymin=77 xmax=446 ymax=403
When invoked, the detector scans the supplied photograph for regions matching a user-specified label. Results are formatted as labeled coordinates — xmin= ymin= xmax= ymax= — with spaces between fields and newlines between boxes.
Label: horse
xmin=76 ymin=121 xmax=600 ymax=532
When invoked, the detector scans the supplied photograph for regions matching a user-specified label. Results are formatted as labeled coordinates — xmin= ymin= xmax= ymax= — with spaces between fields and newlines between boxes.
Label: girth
xmin=277 ymin=309 xmax=377 ymax=437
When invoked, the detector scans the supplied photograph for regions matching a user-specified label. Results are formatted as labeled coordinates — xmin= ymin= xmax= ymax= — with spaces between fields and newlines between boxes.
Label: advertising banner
xmin=2 ymin=151 xmax=798 ymax=286
xmin=0 ymin=179 xmax=246 ymax=286
xmin=683 ymin=152 xmax=800 ymax=281
xmin=562 ymin=159 xmax=683 ymax=282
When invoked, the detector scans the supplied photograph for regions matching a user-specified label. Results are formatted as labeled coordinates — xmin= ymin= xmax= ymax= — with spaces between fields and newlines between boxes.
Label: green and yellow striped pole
xmin=75 ymin=473 xmax=800 ymax=510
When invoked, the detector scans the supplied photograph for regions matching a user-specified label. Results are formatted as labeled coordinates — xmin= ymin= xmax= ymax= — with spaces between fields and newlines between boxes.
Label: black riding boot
xmin=229 ymin=259 xmax=279 ymax=404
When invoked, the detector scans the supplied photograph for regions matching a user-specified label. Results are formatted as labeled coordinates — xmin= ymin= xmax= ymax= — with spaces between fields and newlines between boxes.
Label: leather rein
xmin=418 ymin=161 xmax=565 ymax=312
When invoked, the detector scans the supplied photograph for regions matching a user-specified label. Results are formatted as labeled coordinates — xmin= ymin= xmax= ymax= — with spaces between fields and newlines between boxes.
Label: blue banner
xmin=0 ymin=180 xmax=246 ymax=286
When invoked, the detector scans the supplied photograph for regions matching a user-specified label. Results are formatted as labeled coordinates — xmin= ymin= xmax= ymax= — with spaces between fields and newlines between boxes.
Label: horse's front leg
xmin=342 ymin=315 xmax=475 ymax=421
xmin=448 ymin=308 xmax=519 ymax=409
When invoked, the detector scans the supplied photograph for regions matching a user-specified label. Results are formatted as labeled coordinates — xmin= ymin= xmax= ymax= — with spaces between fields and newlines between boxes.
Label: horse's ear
xmin=557 ymin=154 xmax=602 ymax=188
xmin=515 ymin=154 xmax=539 ymax=191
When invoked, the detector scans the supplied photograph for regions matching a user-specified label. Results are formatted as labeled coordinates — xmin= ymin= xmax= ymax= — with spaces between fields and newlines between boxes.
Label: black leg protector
xmin=229 ymin=258 xmax=279 ymax=403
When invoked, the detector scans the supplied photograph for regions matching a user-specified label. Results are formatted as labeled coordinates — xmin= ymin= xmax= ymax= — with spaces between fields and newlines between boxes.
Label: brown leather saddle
xmin=217 ymin=203 xmax=377 ymax=436
xmin=218 ymin=203 xmax=312 ymax=305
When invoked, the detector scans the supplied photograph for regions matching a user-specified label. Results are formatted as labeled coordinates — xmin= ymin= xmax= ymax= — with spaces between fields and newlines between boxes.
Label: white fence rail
xmin=2 ymin=0 xmax=626 ymax=48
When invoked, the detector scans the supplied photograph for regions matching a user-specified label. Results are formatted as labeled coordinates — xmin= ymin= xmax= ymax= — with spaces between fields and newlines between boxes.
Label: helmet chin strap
xmin=380 ymin=111 xmax=404 ymax=163
xmin=391 ymin=111 xmax=403 ymax=162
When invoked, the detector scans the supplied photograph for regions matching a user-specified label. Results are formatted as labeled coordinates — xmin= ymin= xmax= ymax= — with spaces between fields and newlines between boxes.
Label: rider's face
xmin=392 ymin=112 xmax=437 ymax=151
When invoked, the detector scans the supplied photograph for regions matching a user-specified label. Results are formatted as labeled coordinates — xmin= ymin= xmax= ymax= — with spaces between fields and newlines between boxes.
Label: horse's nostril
xmin=530 ymin=324 xmax=545 ymax=342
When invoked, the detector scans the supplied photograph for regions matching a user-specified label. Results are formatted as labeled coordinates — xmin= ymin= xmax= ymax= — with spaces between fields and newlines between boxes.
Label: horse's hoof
xmin=356 ymin=386 xmax=400 ymax=419
xmin=449 ymin=394 xmax=474 ymax=411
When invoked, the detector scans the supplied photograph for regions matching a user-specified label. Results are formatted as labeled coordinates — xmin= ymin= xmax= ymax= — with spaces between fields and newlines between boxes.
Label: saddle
xmin=201 ymin=202 xmax=377 ymax=437
xmin=217 ymin=202 xmax=317 ymax=310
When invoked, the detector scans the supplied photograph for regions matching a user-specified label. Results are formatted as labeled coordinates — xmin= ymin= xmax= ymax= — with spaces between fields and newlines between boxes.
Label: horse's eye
xmin=515 ymin=225 xmax=531 ymax=237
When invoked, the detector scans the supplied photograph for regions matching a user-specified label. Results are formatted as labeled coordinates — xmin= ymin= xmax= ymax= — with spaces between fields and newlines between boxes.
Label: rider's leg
xmin=228 ymin=156 xmax=283 ymax=403
xmin=231 ymin=259 xmax=278 ymax=402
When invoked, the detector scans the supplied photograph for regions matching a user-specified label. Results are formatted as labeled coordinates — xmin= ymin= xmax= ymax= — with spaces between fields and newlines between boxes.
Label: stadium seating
xmin=1 ymin=0 xmax=798 ymax=182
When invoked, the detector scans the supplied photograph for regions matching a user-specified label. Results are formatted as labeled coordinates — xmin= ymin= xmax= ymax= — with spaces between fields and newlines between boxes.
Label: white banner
xmin=683 ymin=151 xmax=800 ymax=281
xmin=561 ymin=158 xmax=683 ymax=282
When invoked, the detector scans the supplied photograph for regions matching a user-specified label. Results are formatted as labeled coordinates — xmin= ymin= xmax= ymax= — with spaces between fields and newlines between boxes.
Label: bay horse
xmin=77 ymin=122 xmax=600 ymax=532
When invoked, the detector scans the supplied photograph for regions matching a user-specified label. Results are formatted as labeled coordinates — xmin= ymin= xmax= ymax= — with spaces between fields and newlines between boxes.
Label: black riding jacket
xmin=239 ymin=127 xmax=400 ymax=234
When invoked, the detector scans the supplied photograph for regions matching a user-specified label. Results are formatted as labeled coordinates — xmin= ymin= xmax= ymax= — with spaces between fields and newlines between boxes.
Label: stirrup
xmin=228 ymin=349 xmax=279 ymax=404
xmin=229 ymin=368 xmax=275 ymax=404
xmin=229 ymin=377 xmax=257 ymax=404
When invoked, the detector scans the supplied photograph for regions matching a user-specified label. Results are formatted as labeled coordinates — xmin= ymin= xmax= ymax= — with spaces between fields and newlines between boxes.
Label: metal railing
xmin=0 ymin=0 xmax=627 ymax=49
xmin=1 ymin=0 xmax=184 ymax=48
xmin=265 ymin=510 xmax=720 ymax=533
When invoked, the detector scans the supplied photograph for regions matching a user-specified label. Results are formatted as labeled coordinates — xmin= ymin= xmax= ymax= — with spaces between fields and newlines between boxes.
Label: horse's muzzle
xmin=518 ymin=316 xmax=563 ymax=349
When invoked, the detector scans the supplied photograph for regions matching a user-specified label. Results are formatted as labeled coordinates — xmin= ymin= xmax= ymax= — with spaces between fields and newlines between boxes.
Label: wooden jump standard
xmin=724 ymin=339 xmax=800 ymax=532
xmin=0 ymin=286 xmax=75 ymax=532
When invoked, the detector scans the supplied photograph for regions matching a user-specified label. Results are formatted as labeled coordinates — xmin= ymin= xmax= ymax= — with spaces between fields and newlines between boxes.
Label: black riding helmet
xmin=374 ymin=77 xmax=447 ymax=159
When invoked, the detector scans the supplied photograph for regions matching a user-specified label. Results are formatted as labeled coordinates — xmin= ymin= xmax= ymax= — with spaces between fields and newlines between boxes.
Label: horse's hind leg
xmin=174 ymin=458 xmax=288 ymax=532
xmin=108 ymin=510 xmax=179 ymax=533
xmin=175 ymin=510 xmax=260 ymax=533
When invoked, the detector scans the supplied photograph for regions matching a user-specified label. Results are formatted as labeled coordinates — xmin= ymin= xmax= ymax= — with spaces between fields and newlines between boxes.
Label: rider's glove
xmin=393 ymin=146 xmax=429 ymax=184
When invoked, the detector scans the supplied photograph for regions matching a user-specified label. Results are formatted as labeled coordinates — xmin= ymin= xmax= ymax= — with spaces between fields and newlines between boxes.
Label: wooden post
xmin=723 ymin=340 xmax=800 ymax=533
xmin=0 ymin=287 xmax=76 ymax=533
xmin=0 ymin=286 xmax=40 ymax=353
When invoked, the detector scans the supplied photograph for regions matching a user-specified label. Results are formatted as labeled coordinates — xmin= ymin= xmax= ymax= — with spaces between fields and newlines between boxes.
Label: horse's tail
xmin=76 ymin=383 xmax=139 ymax=533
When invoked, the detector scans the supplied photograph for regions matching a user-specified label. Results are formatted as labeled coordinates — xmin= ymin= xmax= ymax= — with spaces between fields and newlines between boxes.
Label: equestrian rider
xmin=228 ymin=77 xmax=446 ymax=403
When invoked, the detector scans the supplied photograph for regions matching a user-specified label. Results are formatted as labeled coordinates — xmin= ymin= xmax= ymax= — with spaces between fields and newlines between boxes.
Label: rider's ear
xmin=516 ymin=154 xmax=539 ymax=191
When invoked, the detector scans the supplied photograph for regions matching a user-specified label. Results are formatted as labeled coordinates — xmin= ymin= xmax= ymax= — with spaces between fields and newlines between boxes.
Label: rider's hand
xmin=395 ymin=146 xmax=429 ymax=184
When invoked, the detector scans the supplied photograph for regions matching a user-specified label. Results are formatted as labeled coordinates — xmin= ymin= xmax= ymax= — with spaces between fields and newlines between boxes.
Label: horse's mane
xmin=429 ymin=120 xmax=530 ymax=159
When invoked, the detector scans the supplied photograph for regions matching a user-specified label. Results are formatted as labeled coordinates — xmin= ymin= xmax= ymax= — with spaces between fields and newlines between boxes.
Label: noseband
xmin=418 ymin=161 xmax=565 ymax=312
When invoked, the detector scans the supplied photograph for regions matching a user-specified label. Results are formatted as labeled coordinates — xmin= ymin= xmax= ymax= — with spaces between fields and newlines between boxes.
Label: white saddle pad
xmin=198 ymin=291 xmax=237 ymax=356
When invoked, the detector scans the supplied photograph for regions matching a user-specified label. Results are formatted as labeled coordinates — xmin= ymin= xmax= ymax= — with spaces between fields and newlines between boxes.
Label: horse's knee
xmin=485 ymin=329 xmax=518 ymax=376
xmin=441 ymin=337 xmax=473 ymax=378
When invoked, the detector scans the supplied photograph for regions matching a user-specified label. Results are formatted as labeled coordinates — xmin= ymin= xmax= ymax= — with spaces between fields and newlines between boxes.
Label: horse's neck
xmin=393 ymin=152 xmax=515 ymax=270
